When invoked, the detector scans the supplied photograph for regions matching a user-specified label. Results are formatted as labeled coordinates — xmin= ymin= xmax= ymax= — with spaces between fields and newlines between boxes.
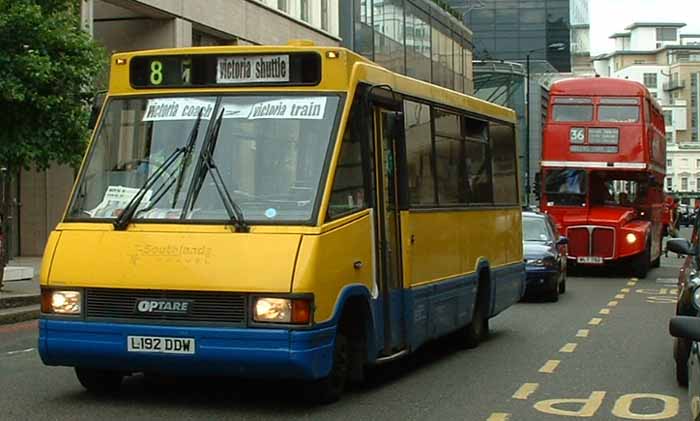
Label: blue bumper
xmin=38 ymin=318 xmax=336 ymax=380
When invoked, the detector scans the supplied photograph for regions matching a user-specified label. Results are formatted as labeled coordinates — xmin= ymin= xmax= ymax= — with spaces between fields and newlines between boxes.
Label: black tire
xmin=675 ymin=337 xmax=690 ymax=387
xmin=548 ymin=278 xmax=560 ymax=302
xmin=75 ymin=367 xmax=123 ymax=394
xmin=304 ymin=332 xmax=350 ymax=404
xmin=460 ymin=291 xmax=489 ymax=348
xmin=633 ymin=244 xmax=651 ymax=279
xmin=559 ymin=274 xmax=567 ymax=294
xmin=651 ymin=256 xmax=661 ymax=268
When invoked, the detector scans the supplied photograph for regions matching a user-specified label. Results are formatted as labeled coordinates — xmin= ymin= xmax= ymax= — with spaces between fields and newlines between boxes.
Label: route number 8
xmin=150 ymin=60 xmax=163 ymax=85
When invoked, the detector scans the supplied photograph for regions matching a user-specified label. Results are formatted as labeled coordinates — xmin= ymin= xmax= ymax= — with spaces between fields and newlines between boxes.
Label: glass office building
xmin=339 ymin=0 xmax=475 ymax=94
xmin=449 ymin=0 xmax=572 ymax=72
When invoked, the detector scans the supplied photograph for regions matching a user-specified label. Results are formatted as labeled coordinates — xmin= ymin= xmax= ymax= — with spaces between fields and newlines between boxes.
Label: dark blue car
xmin=522 ymin=211 xmax=568 ymax=301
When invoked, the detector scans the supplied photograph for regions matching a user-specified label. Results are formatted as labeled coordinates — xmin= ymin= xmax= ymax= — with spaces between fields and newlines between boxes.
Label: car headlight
xmin=41 ymin=289 xmax=81 ymax=315
xmin=526 ymin=257 xmax=556 ymax=268
xmin=253 ymin=297 xmax=311 ymax=324
xmin=626 ymin=233 xmax=637 ymax=244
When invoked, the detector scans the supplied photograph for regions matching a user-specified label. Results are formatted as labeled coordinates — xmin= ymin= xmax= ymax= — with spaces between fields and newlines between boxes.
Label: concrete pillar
xmin=173 ymin=17 xmax=192 ymax=47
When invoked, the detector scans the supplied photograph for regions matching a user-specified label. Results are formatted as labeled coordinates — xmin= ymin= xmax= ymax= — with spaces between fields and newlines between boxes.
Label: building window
xmin=666 ymin=132 xmax=673 ymax=143
xmin=643 ymin=73 xmax=657 ymax=88
xmin=664 ymin=110 xmax=673 ymax=126
xmin=277 ymin=0 xmax=288 ymax=12
xmin=667 ymin=158 xmax=673 ymax=167
xmin=682 ymin=177 xmax=688 ymax=191
xmin=300 ymin=0 xmax=309 ymax=22
xmin=667 ymin=177 xmax=673 ymax=190
xmin=697 ymin=178 xmax=700 ymax=191
xmin=657 ymin=28 xmax=678 ymax=42
xmin=321 ymin=0 xmax=328 ymax=30
xmin=696 ymin=159 xmax=700 ymax=168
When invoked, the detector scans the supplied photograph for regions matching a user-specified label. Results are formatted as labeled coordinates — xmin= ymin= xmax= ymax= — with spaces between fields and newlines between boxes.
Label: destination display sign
xmin=129 ymin=52 xmax=321 ymax=88
xmin=588 ymin=128 xmax=619 ymax=145
xmin=217 ymin=55 xmax=289 ymax=84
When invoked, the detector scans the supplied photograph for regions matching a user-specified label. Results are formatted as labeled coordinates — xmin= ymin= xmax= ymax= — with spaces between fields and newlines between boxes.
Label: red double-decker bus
xmin=539 ymin=78 xmax=666 ymax=278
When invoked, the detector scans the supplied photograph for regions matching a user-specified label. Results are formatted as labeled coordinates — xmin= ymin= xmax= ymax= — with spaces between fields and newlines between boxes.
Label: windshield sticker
xmin=264 ymin=208 xmax=278 ymax=219
xmin=142 ymin=98 xmax=215 ymax=122
xmin=248 ymin=97 xmax=327 ymax=120
xmin=87 ymin=186 xmax=152 ymax=218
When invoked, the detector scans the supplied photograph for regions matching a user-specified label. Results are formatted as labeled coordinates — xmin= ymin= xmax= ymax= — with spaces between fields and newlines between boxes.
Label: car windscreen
xmin=523 ymin=217 xmax=552 ymax=242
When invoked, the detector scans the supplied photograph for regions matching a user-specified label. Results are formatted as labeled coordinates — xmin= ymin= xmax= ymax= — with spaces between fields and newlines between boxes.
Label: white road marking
xmin=576 ymin=329 xmax=589 ymax=338
xmin=599 ymin=308 xmax=611 ymax=315
xmin=608 ymin=301 xmax=618 ymax=307
xmin=486 ymin=413 xmax=511 ymax=421
xmin=5 ymin=348 xmax=35 ymax=356
xmin=589 ymin=318 xmax=603 ymax=326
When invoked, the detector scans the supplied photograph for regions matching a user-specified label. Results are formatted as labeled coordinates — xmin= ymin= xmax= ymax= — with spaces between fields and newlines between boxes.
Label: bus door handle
xmin=410 ymin=234 xmax=415 ymax=244
xmin=354 ymin=261 xmax=363 ymax=270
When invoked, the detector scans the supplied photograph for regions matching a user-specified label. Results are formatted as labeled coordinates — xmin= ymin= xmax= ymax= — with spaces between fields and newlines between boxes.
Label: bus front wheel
xmin=75 ymin=367 xmax=123 ymax=394
xmin=633 ymin=244 xmax=651 ymax=279
xmin=304 ymin=332 xmax=350 ymax=404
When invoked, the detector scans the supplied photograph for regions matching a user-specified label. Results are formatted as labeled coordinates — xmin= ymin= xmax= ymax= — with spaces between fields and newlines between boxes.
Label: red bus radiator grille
xmin=567 ymin=228 xmax=589 ymax=257
xmin=592 ymin=228 xmax=615 ymax=258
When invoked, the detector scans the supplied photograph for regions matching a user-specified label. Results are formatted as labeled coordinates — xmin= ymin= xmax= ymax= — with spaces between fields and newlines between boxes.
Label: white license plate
xmin=577 ymin=256 xmax=603 ymax=264
xmin=127 ymin=336 xmax=195 ymax=354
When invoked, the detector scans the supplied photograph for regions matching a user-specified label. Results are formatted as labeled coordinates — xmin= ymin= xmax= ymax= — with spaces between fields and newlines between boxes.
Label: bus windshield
xmin=68 ymin=94 xmax=341 ymax=224
xmin=544 ymin=169 xmax=587 ymax=206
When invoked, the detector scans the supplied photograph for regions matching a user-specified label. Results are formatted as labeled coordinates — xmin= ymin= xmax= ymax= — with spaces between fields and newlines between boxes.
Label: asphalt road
xmin=0 ymin=249 xmax=691 ymax=420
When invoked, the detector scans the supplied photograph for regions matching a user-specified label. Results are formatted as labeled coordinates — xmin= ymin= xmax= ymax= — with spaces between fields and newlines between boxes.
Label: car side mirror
xmin=670 ymin=316 xmax=700 ymax=341
xmin=556 ymin=236 xmax=568 ymax=246
xmin=667 ymin=238 xmax=695 ymax=256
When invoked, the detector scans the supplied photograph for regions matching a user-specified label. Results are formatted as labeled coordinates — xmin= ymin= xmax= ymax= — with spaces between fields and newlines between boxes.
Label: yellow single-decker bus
xmin=38 ymin=42 xmax=525 ymax=402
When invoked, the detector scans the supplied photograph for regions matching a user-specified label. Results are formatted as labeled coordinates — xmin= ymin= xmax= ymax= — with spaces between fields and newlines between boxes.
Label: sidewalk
xmin=0 ymin=257 xmax=42 ymax=324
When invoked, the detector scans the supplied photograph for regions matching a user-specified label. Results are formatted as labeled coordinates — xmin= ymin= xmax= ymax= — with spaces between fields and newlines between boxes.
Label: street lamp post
xmin=524 ymin=42 xmax=566 ymax=207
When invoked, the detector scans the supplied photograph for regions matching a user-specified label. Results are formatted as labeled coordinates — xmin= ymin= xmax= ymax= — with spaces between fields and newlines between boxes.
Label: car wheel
xmin=559 ymin=274 xmax=567 ymax=294
xmin=675 ymin=337 xmax=690 ymax=387
xmin=304 ymin=331 xmax=350 ymax=404
xmin=548 ymin=280 xmax=560 ymax=302
xmin=75 ymin=368 xmax=123 ymax=394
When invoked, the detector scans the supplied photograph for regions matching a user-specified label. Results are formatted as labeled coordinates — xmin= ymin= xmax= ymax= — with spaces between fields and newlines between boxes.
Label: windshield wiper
xmin=133 ymin=109 xmax=205 ymax=218
xmin=113 ymin=109 xmax=205 ymax=231
xmin=182 ymin=108 xmax=249 ymax=233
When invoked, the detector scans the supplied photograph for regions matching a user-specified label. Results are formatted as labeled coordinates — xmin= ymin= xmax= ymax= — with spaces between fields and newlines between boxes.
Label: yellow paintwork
xmin=401 ymin=209 xmax=522 ymax=289
xmin=42 ymin=44 xmax=521 ymax=325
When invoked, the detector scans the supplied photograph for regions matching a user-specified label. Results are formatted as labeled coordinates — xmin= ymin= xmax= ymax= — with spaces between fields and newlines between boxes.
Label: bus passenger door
xmin=373 ymin=107 xmax=406 ymax=355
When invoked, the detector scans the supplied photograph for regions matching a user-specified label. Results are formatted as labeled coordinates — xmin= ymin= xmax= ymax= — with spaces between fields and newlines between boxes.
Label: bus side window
xmin=326 ymin=99 xmax=371 ymax=220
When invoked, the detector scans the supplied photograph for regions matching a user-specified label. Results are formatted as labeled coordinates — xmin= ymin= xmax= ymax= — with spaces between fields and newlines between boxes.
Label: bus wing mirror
xmin=88 ymin=91 xmax=107 ymax=131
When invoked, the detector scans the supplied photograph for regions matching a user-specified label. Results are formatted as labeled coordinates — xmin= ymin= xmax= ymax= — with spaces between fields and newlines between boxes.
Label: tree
xmin=0 ymin=0 xmax=104 ymax=264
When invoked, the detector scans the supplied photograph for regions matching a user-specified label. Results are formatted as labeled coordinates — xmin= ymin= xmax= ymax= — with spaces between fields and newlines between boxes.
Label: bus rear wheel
xmin=75 ymin=367 xmax=123 ymax=394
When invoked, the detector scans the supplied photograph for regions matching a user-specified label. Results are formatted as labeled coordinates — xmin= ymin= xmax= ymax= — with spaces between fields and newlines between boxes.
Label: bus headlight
xmin=42 ymin=290 xmax=81 ymax=315
xmin=626 ymin=233 xmax=637 ymax=244
xmin=253 ymin=297 xmax=311 ymax=324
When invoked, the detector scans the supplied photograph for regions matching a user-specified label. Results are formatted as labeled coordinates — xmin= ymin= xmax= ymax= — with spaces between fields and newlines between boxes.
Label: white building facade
xmin=592 ymin=22 xmax=700 ymax=204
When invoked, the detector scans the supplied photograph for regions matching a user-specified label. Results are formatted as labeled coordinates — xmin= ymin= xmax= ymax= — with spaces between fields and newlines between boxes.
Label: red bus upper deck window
xmin=598 ymin=97 xmax=640 ymax=123
xmin=552 ymin=97 xmax=593 ymax=122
